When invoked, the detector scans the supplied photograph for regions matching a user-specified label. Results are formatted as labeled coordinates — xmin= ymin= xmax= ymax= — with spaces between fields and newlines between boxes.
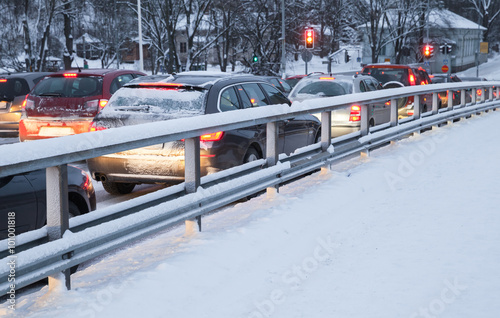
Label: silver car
xmin=288 ymin=74 xmax=390 ymax=137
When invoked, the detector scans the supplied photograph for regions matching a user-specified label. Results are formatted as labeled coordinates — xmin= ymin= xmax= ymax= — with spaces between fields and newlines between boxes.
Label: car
xmin=287 ymin=73 xmax=390 ymax=137
xmin=285 ymin=72 xmax=326 ymax=89
xmin=430 ymin=73 xmax=470 ymax=106
xmin=19 ymin=68 xmax=146 ymax=141
xmin=260 ymin=76 xmax=292 ymax=96
xmin=0 ymin=165 xmax=96 ymax=239
xmin=0 ymin=72 xmax=52 ymax=137
xmin=86 ymin=72 xmax=321 ymax=194
xmin=361 ymin=64 xmax=434 ymax=118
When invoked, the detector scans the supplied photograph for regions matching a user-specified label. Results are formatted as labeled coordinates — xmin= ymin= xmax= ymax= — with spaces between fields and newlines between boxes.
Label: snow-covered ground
xmin=3 ymin=92 xmax=500 ymax=317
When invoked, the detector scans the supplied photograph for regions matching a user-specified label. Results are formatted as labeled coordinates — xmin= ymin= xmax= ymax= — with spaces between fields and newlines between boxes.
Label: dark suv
xmin=87 ymin=72 xmax=321 ymax=194
xmin=19 ymin=68 xmax=145 ymax=141
xmin=0 ymin=72 xmax=52 ymax=137
xmin=361 ymin=64 xmax=434 ymax=117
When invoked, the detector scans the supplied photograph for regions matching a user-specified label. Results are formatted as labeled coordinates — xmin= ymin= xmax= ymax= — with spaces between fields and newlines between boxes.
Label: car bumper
xmin=331 ymin=124 xmax=360 ymax=138
xmin=0 ymin=111 xmax=21 ymax=136
xmin=19 ymin=118 xmax=93 ymax=141
xmin=87 ymin=153 xmax=220 ymax=185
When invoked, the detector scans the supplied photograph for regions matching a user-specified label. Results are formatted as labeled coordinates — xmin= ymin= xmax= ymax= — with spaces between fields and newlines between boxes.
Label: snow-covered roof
xmin=357 ymin=8 xmax=486 ymax=31
xmin=74 ymin=32 xmax=101 ymax=44
xmin=429 ymin=9 xmax=486 ymax=30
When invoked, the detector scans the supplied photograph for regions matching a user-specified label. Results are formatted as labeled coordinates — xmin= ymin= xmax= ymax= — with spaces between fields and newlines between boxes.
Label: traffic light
xmin=344 ymin=50 xmax=350 ymax=63
xmin=440 ymin=44 xmax=452 ymax=54
xmin=423 ymin=44 xmax=434 ymax=59
xmin=305 ymin=28 xmax=314 ymax=49
xmin=252 ymin=54 xmax=258 ymax=63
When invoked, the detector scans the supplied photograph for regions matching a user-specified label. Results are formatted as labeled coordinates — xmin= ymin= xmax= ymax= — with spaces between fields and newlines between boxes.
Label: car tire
xmin=102 ymin=181 xmax=135 ymax=195
xmin=243 ymin=147 xmax=260 ymax=163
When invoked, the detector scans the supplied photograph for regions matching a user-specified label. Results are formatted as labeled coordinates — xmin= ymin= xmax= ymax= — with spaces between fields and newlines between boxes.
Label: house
xmin=358 ymin=8 xmax=486 ymax=74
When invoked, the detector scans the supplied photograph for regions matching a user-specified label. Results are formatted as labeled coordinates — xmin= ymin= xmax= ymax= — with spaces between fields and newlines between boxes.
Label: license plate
xmin=38 ymin=126 xmax=75 ymax=137
xmin=0 ymin=101 xmax=7 ymax=109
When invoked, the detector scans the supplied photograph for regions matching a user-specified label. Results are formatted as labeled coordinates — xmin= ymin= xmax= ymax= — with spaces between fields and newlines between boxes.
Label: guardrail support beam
xmin=413 ymin=95 xmax=420 ymax=119
xmin=472 ymin=88 xmax=477 ymax=104
xmin=46 ymin=165 xmax=71 ymax=291
xmin=461 ymin=89 xmax=466 ymax=107
xmin=184 ymin=137 xmax=201 ymax=232
xmin=390 ymin=99 xmax=398 ymax=127
xmin=360 ymin=105 xmax=369 ymax=136
xmin=320 ymin=111 xmax=331 ymax=151
xmin=266 ymin=122 xmax=279 ymax=195
xmin=447 ymin=90 xmax=453 ymax=111
xmin=432 ymin=93 xmax=439 ymax=115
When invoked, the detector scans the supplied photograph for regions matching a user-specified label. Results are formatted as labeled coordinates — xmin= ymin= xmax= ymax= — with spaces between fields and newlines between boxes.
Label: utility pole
xmin=137 ymin=0 xmax=144 ymax=72
xmin=280 ymin=0 xmax=286 ymax=78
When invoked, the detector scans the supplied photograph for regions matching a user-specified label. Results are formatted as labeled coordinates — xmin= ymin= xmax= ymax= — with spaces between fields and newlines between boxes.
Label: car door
xmin=259 ymin=83 xmax=310 ymax=155
xmin=237 ymin=83 xmax=286 ymax=155
xmin=365 ymin=78 xmax=390 ymax=125
xmin=0 ymin=174 xmax=38 ymax=239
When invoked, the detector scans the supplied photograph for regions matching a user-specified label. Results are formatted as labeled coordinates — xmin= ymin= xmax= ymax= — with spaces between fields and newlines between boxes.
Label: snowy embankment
xmin=2 ymin=100 xmax=499 ymax=317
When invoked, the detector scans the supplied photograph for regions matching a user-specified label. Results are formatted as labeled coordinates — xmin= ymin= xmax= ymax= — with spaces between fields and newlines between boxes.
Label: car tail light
xmin=408 ymin=110 xmax=414 ymax=116
xmin=476 ymin=89 xmax=482 ymax=96
xmin=0 ymin=79 xmax=6 ymax=83
xmin=22 ymin=97 xmax=34 ymax=112
xmin=99 ymin=99 xmax=108 ymax=109
xmin=63 ymin=73 xmax=78 ymax=78
xmin=200 ymin=131 xmax=224 ymax=141
xmin=319 ymin=77 xmax=335 ymax=80
xmin=349 ymin=105 xmax=361 ymax=122
xmin=85 ymin=99 xmax=108 ymax=111
xmin=409 ymin=74 xmax=416 ymax=86
xmin=89 ymin=122 xmax=107 ymax=132
xmin=138 ymin=82 xmax=183 ymax=88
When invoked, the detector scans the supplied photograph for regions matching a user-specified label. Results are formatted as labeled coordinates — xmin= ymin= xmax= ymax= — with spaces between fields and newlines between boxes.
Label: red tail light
xmin=408 ymin=110 xmax=414 ymax=116
xmin=89 ymin=122 xmax=107 ymax=132
xmin=319 ymin=77 xmax=335 ymax=80
xmin=200 ymin=131 xmax=224 ymax=141
xmin=409 ymin=74 xmax=416 ymax=86
xmin=63 ymin=73 xmax=78 ymax=77
xmin=99 ymin=99 xmax=108 ymax=109
xmin=476 ymin=89 xmax=482 ymax=96
xmin=0 ymin=79 xmax=7 ymax=83
xmin=349 ymin=105 xmax=361 ymax=122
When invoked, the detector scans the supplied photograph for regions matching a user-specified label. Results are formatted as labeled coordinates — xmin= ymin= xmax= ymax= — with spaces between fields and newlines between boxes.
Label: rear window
xmin=104 ymin=86 xmax=206 ymax=118
xmin=0 ymin=78 xmax=30 ymax=101
xmin=32 ymin=76 xmax=103 ymax=98
xmin=362 ymin=68 xmax=410 ymax=86
xmin=290 ymin=80 xmax=349 ymax=100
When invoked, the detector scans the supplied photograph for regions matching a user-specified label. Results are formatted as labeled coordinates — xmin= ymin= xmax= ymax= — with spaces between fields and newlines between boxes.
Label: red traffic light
xmin=305 ymin=29 xmax=314 ymax=49
xmin=423 ymin=44 xmax=434 ymax=58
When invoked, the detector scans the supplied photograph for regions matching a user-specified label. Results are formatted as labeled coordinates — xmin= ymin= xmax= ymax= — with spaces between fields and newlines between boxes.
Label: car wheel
xmin=102 ymin=181 xmax=135 ymax=195
xmin=243 ymin=147 xmax=260 ymax=163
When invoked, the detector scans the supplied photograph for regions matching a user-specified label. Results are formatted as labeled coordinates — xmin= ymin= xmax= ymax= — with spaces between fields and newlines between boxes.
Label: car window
xmin=364 ymin=79 xmax=379 ymax=91
xmin=0 ymin=78 xmax=30 ymax=100
xmin=32 ymin=76 xmax=103 ymax=97
xmin=238 ymin=83 xmax=268 ymax=108
xmin=259 ymin=83 xmax=290 ymax=105
xmin=110 ymin=74 xmax=136 ymax=94
xmin=359 ymin=81 xmax=367 ymax=92
xmin=219 ymin=86 xmax=241 ymax=112
xmin=297 ymin=81 xmax=346 ymax=97
xmin=279 ymin=80 xmax=292 ymax=93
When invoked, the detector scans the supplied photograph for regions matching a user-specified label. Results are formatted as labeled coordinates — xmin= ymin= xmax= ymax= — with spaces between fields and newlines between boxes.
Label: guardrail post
xmin=489 ymin=87 xmax=493 ymax=101
xmin=266 ymin=121 xmax=279 ymax=196
xmin=390 ymin=99 xmax=398 ymax=127
xmin=184 ymin=137 xmax=201 ymax=232
xmin=471 ymin=88 xmax=477 ymax=104
xmin=432 ymin=93 xmax=439 ymax=114
xmin=413 ymin=95 xmax=420 ymax=119
xmin=360 ymin=105 xmax=369 ymax=137
xmin=320 ymin=111 xmax=331 ymax=151
xmin=447 ymin=90 xmax=453 ymax=111
xmin=46 ymin=165 xmax=71 ymax=291
xmin=461 ymin=89 xmax=466 ymax=107
xmin=481 ymin=87 xmax=485 ymax=103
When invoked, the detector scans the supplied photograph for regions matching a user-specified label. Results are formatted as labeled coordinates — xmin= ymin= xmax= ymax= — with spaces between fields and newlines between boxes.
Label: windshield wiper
xmin=39 ymin=92 xmax=64 ymax=97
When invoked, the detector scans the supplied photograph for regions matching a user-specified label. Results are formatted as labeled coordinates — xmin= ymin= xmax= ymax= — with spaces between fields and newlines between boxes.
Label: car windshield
xmin=289 ymin=79 xmax=350 ymax=101
xmin=0 ymin=78 xmax=30 ymax=101
xmin=103 ymin=86 xmax=206 ymax=119
xmin=32 ymin=76 xmax=103 ymax=97
xmin=362 ymin=68 xmax=410 ymax=86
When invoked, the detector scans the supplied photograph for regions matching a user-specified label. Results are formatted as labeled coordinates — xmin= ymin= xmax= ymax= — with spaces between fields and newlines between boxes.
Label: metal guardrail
xmin=1 ymin=81 xmax=500 ymax=296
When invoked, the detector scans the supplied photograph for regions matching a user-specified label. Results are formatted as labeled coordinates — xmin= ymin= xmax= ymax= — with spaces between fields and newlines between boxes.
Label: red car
xmin=19 ymin=68 xmax=145 ymax=141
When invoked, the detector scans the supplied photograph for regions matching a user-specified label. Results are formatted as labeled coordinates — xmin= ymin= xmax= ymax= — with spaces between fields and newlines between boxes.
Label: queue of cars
xmin=0 ymin=66 xmax=491 ymax=238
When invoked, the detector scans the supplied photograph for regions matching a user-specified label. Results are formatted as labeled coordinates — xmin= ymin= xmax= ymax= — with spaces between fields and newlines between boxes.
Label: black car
xmin=260 ymin=76 xmax=293 ymax=96
xmin=0 ymin=165 xmax=96 ymax=239
xmin=0 ymin=72 xmax=52 ymax=137
xmin=87 ymin=72 xmax=321 ymax=194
